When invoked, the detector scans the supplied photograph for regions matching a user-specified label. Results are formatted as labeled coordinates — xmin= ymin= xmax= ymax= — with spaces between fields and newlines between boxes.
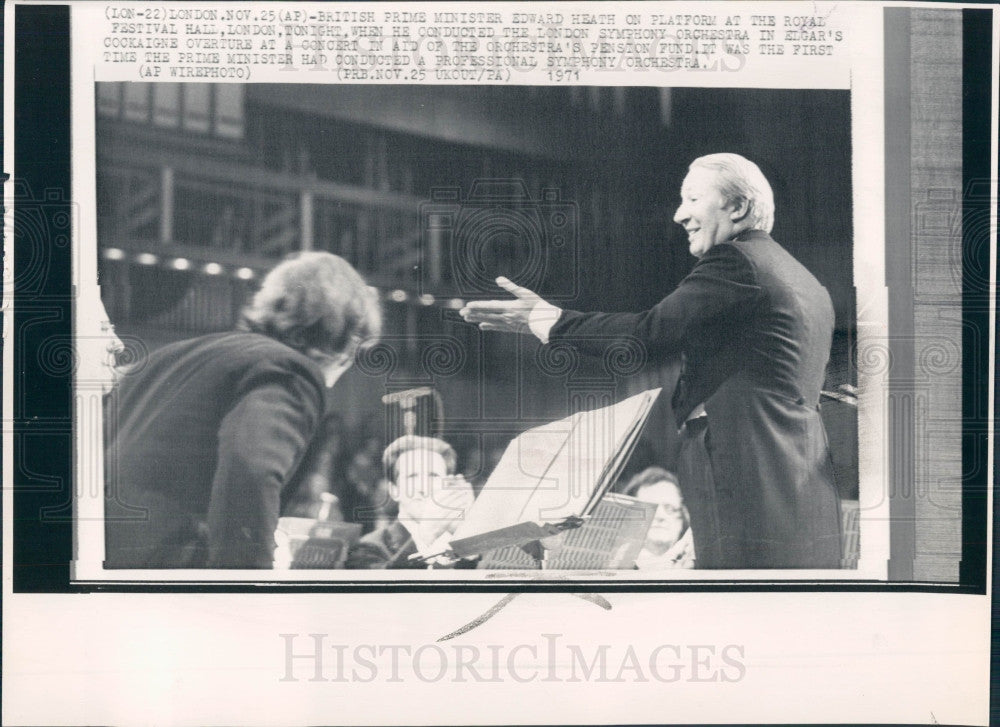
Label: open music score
xmin=448 ymin=389 xmax=662 ymax=559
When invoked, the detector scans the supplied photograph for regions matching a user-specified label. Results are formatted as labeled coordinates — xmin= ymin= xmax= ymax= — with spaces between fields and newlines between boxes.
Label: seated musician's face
xmin=636 ymin=480 xmax=686 ymax=549
xmin=390 ymin=449 xmax=468 ymax=527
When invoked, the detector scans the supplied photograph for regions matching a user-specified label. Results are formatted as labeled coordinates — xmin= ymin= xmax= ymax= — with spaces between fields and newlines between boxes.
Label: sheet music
xmin=479 ymin=494 xmax=658 ymax=570
xmin=452 ymin=389 xmax=660 ymax=541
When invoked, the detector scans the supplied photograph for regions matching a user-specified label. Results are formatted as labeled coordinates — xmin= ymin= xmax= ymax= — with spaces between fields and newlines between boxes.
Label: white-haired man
xmin=105 ymin=252 xmax=381 ymax=568
xmin=462 ymin=153 xmax=842 ymax=569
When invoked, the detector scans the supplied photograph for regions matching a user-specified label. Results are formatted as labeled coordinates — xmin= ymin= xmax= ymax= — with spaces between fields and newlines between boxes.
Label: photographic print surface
xmin=3 ymin=2 xmax=993 ymax=725
xmin=89 ymin=80 xmax=865 ymax=581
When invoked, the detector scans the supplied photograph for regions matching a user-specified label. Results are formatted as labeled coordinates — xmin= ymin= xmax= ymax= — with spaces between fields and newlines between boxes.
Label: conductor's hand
xmin=459 ymin=277 xmax=546 ymax=334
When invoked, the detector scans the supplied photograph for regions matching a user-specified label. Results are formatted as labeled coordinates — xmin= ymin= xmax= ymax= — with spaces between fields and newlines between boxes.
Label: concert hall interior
xmin=95 ymin=83 xmax=856 ymax=546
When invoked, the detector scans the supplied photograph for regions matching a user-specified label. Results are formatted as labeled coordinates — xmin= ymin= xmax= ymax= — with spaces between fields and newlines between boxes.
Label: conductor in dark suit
xmin=104 ymin=252 xmax=381 ymax=568
xmin=461 ymin=153 xmax=842 ymax=569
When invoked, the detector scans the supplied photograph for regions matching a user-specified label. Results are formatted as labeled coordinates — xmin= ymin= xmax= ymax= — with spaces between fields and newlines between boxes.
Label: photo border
xmin=7 ymin=2 xmax=993 ymax=596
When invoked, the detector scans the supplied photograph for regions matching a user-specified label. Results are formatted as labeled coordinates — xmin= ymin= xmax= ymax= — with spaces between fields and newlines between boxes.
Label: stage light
xmin=389 ymin=289 xmax=408 ymax=302
xmin=203 ymin=262 xmax=223 ymax=275
xmin=235 ymin=267 xmax=255 ymax=280
xmin=171 ymin=258 xmax=191 ymax=270
xmin=103 ymin=247 xmax=125 ymax=260
xmin=447 ymin=298 xmax=465 ymax=309
xmin=136 ymin=253 xmax=158 ymax=266
xmin=418 ymin=294 xmax=435 ymax=306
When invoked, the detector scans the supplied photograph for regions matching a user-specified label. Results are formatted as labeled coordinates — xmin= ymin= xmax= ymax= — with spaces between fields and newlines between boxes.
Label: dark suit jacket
xmin=104 ymin=331 xmax=327 ymax=568
xmin=345 ymin=521 xmax=478 ymax=569
xmin=551 ymin=229 xmax=842 ymax=568
xmin=344 ymin=521 xmax=421 ymax=569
